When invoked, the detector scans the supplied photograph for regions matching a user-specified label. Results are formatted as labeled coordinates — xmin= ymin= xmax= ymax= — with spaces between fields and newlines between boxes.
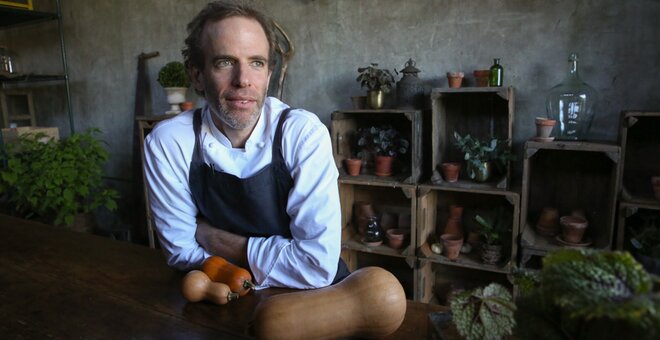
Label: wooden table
xmin=0 ymin=215 xmax=445 ymax=339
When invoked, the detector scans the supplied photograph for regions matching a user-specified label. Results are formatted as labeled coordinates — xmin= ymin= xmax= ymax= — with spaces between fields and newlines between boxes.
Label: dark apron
xmin=188 ymin=108 xmax=349 ymax=284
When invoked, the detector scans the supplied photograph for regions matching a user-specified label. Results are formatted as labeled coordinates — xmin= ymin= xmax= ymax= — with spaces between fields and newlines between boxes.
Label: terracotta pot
xmin=652 ymin=176 xmax=660 ymax=201
xmin=440 ymin=234 xmax=463 ymax=260
xmin=447 ymin=72 xmax=464 ymax=88
xmin=448 ymin=204 xmax=464 ymax=220
xmin=350 ymin=95 xmax=367 ymax=109
xmin=386 ymin=228 xmax=409 ymax=250
xmin=560 ymin=215 xmax=588 ymax=244
xmin=481 ymin=243 xmax=502 ymax=264
xmin=535 ymin=117 xmax=556 ymax=138
xmin=536 ymin=207 xmax=559 ymax=236
xmin=344 ymin=158 xmax=362 ymax=176
xmin=374 ymin=155 xmax=394 ymax=177
xmin=473 ymin=70 xmax=490 ymax=87
xmin=443 ymin=217 xmax=463 ymax=237
xmin=354 ymin=201 xmax=376 ymax=236
xmin=467 ymin=231 xmax=482 ymax=247
xmin=440 ymin=162 xmax=461 ymax=182
xmin=180 ymin=101 xmax=194 ymax=111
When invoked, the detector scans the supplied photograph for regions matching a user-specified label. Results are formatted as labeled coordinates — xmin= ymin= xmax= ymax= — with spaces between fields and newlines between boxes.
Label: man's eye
xmin=251 ymin=60 xmax=266 ymax=68
xmin=215 ymin=59 xmax=233 ymax=68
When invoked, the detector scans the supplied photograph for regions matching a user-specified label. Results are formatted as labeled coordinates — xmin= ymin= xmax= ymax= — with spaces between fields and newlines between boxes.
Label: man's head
xmin=183 ymin=1 xmax=276 ymax=132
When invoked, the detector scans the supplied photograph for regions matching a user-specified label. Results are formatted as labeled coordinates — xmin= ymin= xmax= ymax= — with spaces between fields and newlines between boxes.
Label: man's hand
xmin=195 ymin=218 xmax=249 ymax=268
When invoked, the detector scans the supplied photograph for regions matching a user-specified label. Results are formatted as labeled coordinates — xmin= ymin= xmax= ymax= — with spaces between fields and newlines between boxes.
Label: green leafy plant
xmin=474 ymin=206 xmax=512 ymax=246
xmin=513 ymin=249 xmax=660 ymax=339
xmin=450 ymin=282 xmax=516 ymax=340
xmin=355 ymin=125 xmax=410 ymax=158
xmin=0 ymin=129 xmax=119 ymax=226
xmin=628 ymin=213 xmax=660 ymax=258
xmin=453 ymin=132 xmax=515 ymax=180
xmin=157 ymin=61 xmax=190 ymax=88
xmin=356 ymin=63 xmax=396 ymax=93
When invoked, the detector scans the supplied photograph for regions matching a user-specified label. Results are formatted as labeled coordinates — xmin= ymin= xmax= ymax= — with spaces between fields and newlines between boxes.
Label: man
xmin=143 ymin=1 xmax=348 ymax=289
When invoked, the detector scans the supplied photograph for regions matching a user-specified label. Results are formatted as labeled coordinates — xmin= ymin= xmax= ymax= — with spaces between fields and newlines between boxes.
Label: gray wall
xmin=2 ymin=0 xmax=659 ymax=229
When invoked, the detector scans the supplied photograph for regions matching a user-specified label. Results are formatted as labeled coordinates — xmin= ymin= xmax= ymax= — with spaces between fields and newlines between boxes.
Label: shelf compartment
xmin=415 ymin=260 xmax=512 ymax=304
xmin=339 ymin=180 xmax=417 ymax=262
xmin=618 ymin=111 xmax=660 ymax=204
xmin=331 ymin=109 xmax=424 ymax=184
xmin=340 ymin=251 xmax=415 ymax=299
xmin=430 ymin=87 xmax=514 ymax=190
xmin=416 ymin=184 xmax=520 ymax=274
xmin=520 ymin=141 xmax=621 ymax=256
xmin=0 ymin=6 xmax=58 ymax=29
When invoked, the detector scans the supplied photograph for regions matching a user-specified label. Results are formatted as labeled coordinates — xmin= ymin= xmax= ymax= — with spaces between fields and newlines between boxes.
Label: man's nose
xmin=232 ymin=63 xmax=250 ymax=88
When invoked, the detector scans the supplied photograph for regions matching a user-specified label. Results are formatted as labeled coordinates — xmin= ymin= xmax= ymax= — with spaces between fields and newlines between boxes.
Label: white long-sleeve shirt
xmin=143 ymin=97 xmax=341 ymax=289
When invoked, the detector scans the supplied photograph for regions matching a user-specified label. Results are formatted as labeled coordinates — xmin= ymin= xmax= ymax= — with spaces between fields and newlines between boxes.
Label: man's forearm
xmin=195 ymin=219 xmax=249 ymax=268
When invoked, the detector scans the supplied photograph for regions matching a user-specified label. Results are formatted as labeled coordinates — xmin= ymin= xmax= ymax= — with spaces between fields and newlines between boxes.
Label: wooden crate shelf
xmin=519 ymin=141 xmax=621 ymax=266
xmin=429 ymin=87 xmax=514 ymax=190
xmin=331 ymin=109 xmax=424 ymax=184
xmin=618 ymin=111 xmax=660 ymax=204
xmin=415 ymin=259 xmax=513 ymax=304
xmin=415 ymin=184 xmax=520 ymax=302
xmin=338 ymin=180 xmax=417 ymax=266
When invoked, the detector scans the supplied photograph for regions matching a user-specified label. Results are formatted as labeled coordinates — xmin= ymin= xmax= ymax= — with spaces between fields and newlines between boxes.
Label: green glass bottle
xmin=489 ymin=58 xmax=503 ymax=87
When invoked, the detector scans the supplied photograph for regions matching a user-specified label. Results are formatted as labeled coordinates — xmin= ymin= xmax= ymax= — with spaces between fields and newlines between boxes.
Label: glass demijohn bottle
xmin=364 ymin=216 xmax=382 ymax=243
xmin=489 ymin=58 xmax=503 ymax=87
xmin=545 ymin=53 xmax=598 ymax=140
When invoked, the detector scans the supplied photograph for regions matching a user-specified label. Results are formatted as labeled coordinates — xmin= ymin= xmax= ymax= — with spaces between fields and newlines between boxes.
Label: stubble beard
xmin=211 ymin=96 xmax=264 ymax=131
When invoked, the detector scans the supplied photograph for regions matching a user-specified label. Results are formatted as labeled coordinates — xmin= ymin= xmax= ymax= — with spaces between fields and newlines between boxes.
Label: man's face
xmin=191 ymin=16 xmax=271 ymax=131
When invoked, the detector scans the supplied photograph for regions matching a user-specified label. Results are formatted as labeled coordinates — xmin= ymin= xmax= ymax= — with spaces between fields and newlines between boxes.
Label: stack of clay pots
xmin=440 ymin=204 xmax=464 ymax=260
xmin=535 ymin=207 xmax=560 ymax=236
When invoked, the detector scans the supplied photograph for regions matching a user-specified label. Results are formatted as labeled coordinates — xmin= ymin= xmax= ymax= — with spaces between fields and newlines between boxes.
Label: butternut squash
xmin=181 ymin=270 xmax=238 ymax=305
xmin=202 ymin=255 xmax=255 ymax=296
xmin=251 ymin=266 xmax=406 ymax=340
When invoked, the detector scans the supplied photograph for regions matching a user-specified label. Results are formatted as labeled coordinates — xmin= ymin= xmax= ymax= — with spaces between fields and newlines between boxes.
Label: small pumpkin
xmin=251 ymin=266 xmax=407 ymax=339
xmin=202 ymin=256 xmax=255 ymax=296
xmin=181 ymin=270 xmax=238 ymax=305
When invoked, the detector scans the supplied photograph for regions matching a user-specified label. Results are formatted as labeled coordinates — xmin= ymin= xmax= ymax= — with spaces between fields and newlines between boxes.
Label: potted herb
xmin=355 ymin=125 xmax=409 ymax=177
xmin=453 ymin=132 xmax=515 ymax=182
xmin=0 ymin=129 xmax=119 ymax=228
xmin=356 ymin=63 xmax=396 ymax=109
xmin=157 ymin=61 xmax=191 ymax=114
xmin=474 ymin=206 xmax=512 ymax=264
xmin=513 ymin=249 xmax=660 ymax=339
xmin=449 ymin=283 xmax=516 ymax=340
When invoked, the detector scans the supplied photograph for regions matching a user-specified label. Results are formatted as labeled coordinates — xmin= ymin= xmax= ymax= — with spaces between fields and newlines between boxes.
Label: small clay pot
xmin=652 ymin=176 xmax=660 ymax=201
xmin=180 ymin=101 xmax=194 ymax=111
xmin=473 ymin=70 xmax=490 ymax=87
xmin=440 ymin=234 xmax=463 ymax=260
xmin=448 ymin=204 xmax=464 ymax=220
xmin=344 ymin=158 xmax=362 ymax=176
xmin=386 ymin=228 xmax=409 ymax=250
xmin=447 ymin=72 xmax=464 ymax=88
xmin=351 ymin=95 xmax=367 ymax=109
xmin=374 ymin=155 xmax=394 ymax=177
xmin=536 ymin=207 xmax=559 ymax=236
xmin=535 ymin=117 xmax=556 ymax=139
xmin=467 ymin=231 xmax=482 ymax=247
xmin=560 ymin=215 xmax=588 ymax=244
xmin=440 ymin=162 xmax=461 ymax=182
xmin=443 ymin=217 xmax=463 ymax=237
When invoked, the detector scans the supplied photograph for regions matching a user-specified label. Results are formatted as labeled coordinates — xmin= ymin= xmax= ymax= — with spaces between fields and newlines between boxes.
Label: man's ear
xmin=190 ymin=66 xmax=205 ymax=92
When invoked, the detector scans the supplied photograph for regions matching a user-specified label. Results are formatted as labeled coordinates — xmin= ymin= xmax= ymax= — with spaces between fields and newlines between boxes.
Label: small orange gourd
xmin=201 ymin=256 xmax=255 ymax=296
xmin=181 ymin=270 xmax=239 ymax=305
xmin=251 ymin=266 xmax=407 ymax=340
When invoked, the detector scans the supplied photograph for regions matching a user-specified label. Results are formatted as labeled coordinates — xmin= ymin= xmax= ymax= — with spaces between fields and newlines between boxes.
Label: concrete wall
xmin=2 ymin=0 xmax=659 ymax=230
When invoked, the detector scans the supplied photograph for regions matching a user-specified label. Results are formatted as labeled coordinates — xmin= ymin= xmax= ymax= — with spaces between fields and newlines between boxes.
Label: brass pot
xmin=368 ymin=90 xmax=385 ymax=109
xmin=468 ymin=161 xmax=492 ymax=182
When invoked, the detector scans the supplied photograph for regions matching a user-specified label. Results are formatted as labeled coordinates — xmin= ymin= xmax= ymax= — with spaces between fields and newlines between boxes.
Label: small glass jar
xmin=364 ymin=216 xmax=382 ymax=243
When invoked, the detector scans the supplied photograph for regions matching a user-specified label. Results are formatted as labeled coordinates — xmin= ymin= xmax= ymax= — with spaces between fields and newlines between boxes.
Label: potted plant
xmin=449 ymin=283 xmax=516 ymax=340
xmin=474 ymin=206 xmax=512 ymax=264
xmin=626 ymin=212 xmax=660 ymax=275
xmin=158 ymin=61 xmax=191 ymax=114
xmin=356 ymin=63 xmax=396 ymax=109
xmin=513 ymin=249 xmax=660 ymax=339
xmin=0 ymin=129 xmax=119 ymax=228
xmin=453 ymin=132 xmax=515 ymax=182
xmin=355 ymin=125 xmax=409 ymax=177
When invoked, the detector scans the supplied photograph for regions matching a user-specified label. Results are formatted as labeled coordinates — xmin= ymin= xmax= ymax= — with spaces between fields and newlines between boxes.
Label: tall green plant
xmin=0 ymin=129 xmax=119 ymax=226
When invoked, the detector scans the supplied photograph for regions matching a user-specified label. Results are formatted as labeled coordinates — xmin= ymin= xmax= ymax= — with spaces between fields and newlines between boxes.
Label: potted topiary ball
xmin=158 ymin=61 xmax=191 ymax=114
